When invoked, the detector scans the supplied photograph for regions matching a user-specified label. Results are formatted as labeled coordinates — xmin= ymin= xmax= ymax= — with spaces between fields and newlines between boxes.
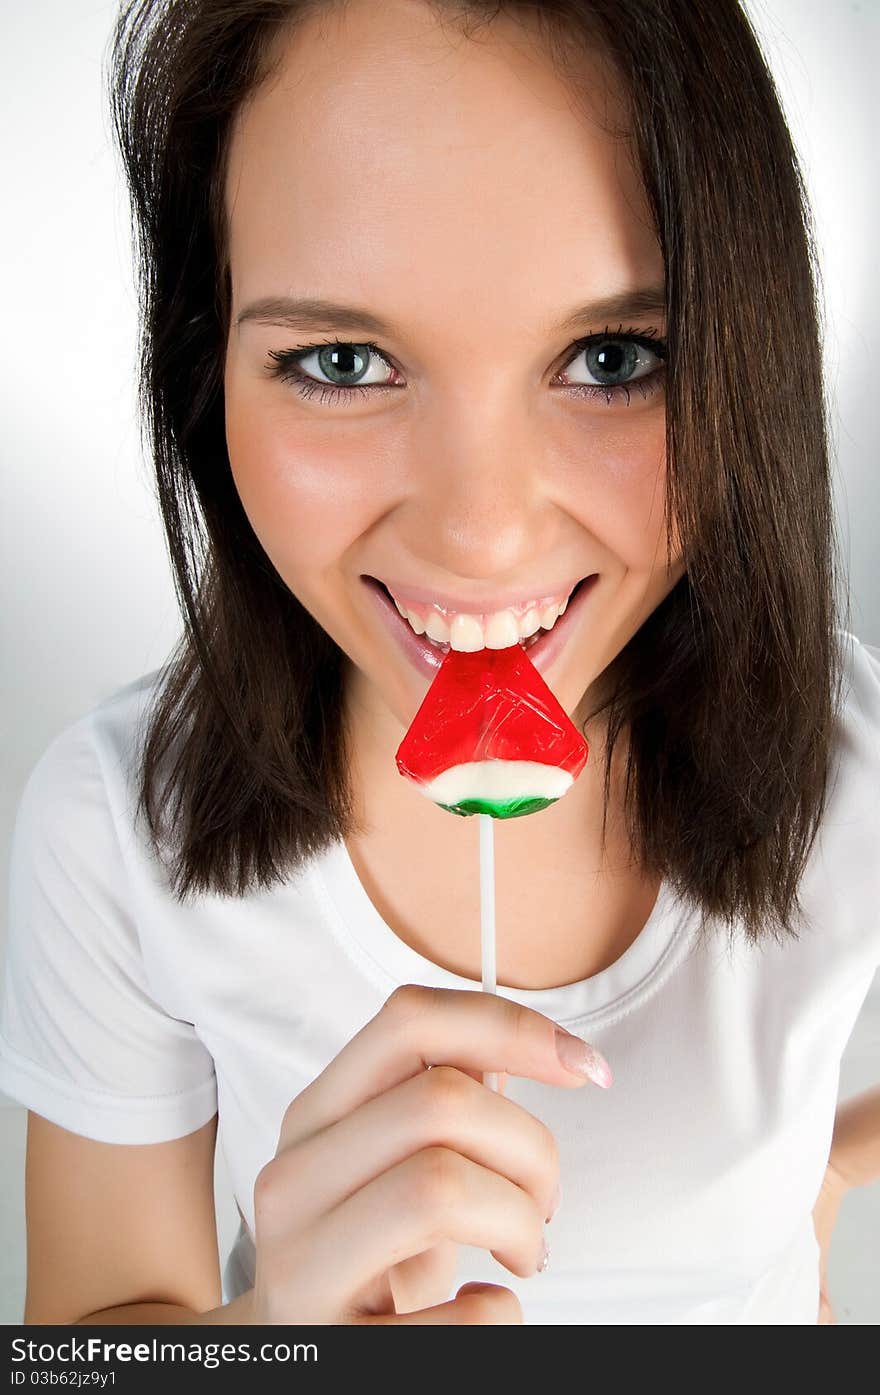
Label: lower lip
xmin=360 ymin=574 xmax=598 ymax=680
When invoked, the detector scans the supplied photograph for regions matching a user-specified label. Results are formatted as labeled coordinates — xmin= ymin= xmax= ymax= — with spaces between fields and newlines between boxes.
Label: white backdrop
xmin=0 ymin=0 xmax=877 ymax=1323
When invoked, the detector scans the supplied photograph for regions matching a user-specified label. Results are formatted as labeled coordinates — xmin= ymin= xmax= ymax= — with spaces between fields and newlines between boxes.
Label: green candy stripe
xmin=437 ymin=796 xmax=557 ymax=820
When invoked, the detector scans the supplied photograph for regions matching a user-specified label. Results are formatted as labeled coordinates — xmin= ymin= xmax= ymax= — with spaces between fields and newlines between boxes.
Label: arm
xmin=828 ymin=1084 xmax=880 ymax=1189
xmin=25 ymin=1111 xmax=224 ymax=1325
xmin=72 ymin=1291 xmax=255 ymax=1325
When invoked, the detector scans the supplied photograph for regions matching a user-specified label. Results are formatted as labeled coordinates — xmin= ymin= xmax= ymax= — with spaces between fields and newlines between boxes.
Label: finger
xmin=360 ymin=1282 xmax=523 ymax=1325
xmin=303 ymin=1145 xmax=547 ymax=1301
xmin=818 ymin=1291 xmax=836 ymax=1325
xmin=389 ymin=1238 xmax=459 ymax=1313
xmin=262 ymin=1065 xmax=559 ymax=1240
xmin=282 ymin=984 xmax=608 ymax=1150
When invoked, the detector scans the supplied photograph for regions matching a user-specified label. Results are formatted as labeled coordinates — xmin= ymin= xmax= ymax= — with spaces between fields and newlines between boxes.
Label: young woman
xmin=2 ymin=0 xmax=878 ymax=1326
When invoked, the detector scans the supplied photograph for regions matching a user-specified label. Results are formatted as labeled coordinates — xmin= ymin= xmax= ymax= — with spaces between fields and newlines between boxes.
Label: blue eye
xmin=268 ymin=341 xmax=394 ymax=403
xmin=265 ymin=323 xmax=667 ymax=409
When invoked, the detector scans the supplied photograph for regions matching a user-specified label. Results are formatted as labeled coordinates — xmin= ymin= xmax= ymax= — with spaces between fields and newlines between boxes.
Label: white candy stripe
xmin=419 ymin=759 xmax=573 ymax=804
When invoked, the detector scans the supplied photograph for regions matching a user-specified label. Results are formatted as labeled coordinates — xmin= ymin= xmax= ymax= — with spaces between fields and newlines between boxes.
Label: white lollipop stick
xmin=479 ymin=812 xmax=500 ymax=1092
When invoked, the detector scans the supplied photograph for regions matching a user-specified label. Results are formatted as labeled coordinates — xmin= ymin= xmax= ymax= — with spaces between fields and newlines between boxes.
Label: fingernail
xmin=554 ymin=1028 xmax=613 ymax=1087
xmin=546 ymin=1178 xmax=562 ymax=1223
xmin=536 ymin=1234 xmax=550 ymax=1273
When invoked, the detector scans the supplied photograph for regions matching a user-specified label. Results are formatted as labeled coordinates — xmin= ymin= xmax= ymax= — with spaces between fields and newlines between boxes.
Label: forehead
xmin=223 ymin=0 xmax=661 ymax=332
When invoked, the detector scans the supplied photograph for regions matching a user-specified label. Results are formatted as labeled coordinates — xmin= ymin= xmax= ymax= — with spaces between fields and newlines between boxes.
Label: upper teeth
xmin=387 ymin=588 xmax=574 ymax=652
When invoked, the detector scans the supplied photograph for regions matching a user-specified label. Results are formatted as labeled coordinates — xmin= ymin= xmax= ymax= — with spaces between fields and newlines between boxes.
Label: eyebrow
xmin=236 ymin=285 xmax=666 ymax=337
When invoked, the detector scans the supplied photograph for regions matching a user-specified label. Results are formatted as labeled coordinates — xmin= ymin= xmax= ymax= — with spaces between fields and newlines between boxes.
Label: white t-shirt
xmin=1 ymin=629 xmax=878 ymax=1325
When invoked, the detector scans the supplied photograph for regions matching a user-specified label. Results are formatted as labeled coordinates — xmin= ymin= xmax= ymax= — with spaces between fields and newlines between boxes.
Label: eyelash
xmin=264 ymin=322 xmax=667 ymax=409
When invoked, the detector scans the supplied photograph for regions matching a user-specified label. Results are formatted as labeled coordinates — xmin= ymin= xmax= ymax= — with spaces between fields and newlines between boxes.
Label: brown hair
xmin=107 ymin=0 xmax=851 ymax=950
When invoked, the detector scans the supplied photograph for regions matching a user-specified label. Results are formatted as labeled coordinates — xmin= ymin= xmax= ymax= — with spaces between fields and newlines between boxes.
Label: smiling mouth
xmin=370 ymin=574 xmax=592 ymax=653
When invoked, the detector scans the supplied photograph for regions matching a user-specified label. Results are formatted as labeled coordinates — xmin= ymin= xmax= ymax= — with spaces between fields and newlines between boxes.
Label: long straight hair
xmin=107 ymin=0 xmax=851 ymax=950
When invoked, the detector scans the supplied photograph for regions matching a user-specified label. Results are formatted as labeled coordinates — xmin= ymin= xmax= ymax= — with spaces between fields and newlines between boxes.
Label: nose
xmin=404 ymin=407 xmax=557 ymax=578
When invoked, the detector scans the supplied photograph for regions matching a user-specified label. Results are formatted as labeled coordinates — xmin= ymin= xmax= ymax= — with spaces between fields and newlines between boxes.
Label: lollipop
xmin=395 ymin=641 xmax=589 ymax=1089
xmin=395 ymin=643 xmax=588 ymax=817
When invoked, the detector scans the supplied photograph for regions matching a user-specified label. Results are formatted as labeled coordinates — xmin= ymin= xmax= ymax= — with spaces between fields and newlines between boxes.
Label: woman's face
xmin=223 ymin=0 xmax=685 ymax=735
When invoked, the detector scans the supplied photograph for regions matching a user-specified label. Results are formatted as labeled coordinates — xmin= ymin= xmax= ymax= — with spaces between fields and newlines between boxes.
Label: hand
xmin=248 ymin=984 xmax=610 ymax=1324
xmin=811 ymin=1158 xmax=850 ymax=1324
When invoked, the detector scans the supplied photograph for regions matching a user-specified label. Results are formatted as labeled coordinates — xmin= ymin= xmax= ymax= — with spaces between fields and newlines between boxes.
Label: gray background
xmin=1 ymin=0 xmax=877 ymax=1323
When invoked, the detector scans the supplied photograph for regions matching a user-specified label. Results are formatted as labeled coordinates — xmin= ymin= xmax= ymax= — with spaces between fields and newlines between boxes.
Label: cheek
xmin=224 ymin=388 xmax=383 ymax=574
xmin=570 ymin=416 xmax=676 ymax=570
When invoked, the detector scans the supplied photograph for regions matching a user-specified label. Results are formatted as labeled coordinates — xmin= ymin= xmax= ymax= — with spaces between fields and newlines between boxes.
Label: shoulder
xmin=3 ymin=669 xmax=218 ymax=1142
xmin=829 ymin=629 xmax=880 ymax=820
xmin=831 ymin=633 xmax=875 ymax=825
xmin=15 ymin=667 xmax=167 ymax=859
xmin=796 ymin=630 xmax=880 ymax=965
xmin=835 ymin=629 xmax=880 ymax=748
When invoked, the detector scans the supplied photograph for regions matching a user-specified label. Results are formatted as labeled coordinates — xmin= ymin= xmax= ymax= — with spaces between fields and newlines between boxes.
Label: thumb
xmin=360 ymin=1282 xmax=523 ymax=1324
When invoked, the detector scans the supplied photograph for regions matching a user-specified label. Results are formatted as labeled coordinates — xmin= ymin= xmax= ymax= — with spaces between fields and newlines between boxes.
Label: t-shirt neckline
xmin=309 ymin=835 xmax=690 ymax=1028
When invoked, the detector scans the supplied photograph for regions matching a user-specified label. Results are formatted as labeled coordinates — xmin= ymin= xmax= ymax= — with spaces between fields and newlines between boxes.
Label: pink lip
xmin=360 ymin=573 xmax=598 ymax=681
